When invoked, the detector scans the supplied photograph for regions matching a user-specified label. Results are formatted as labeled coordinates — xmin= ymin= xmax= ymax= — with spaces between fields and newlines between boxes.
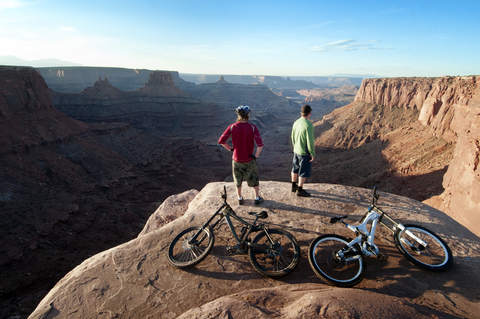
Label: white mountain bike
xmin=308 ymin=186 xmax=453 ymax=287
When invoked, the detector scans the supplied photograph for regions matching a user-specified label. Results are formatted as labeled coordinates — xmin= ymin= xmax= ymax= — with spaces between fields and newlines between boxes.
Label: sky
xmin=0 ymin=0 xmax=479 ymax=78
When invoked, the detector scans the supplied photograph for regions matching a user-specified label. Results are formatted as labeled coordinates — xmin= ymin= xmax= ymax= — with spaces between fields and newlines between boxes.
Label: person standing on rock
xmin=291 ymin=104 xmax=315 ymax=197
xmin=218 ymin=105 xmax=264 ymax=205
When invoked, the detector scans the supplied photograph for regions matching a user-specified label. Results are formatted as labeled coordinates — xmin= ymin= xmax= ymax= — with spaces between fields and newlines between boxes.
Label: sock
xmin=255 ymin=196 xmax=260 ymax=200
xmin=238 ymin=196 xmax=243 ymax=200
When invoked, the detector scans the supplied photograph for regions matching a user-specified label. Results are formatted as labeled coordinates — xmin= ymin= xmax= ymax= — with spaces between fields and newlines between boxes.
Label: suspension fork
xmin=377 ymin=209 xmax=428 ymax=247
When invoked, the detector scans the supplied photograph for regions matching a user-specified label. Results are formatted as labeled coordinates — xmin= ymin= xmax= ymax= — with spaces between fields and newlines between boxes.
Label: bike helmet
xmin=236 ymin=105 xmax=251 ymax=115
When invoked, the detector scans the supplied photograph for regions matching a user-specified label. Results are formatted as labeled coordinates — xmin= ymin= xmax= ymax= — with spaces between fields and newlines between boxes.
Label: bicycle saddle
xmin=249 ymin=211 xmax=268 ymax=219
xmin=330 ymin=215 xmax=348 ymax=224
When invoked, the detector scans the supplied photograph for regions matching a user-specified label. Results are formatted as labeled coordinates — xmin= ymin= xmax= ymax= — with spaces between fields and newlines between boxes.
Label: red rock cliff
xmin=356 ymin=76 xmax=480 ymax=235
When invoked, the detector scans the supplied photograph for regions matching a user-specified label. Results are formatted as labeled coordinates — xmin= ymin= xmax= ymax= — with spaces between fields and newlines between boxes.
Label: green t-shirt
xmin=291 ymin=117 xmax=315 ymax=157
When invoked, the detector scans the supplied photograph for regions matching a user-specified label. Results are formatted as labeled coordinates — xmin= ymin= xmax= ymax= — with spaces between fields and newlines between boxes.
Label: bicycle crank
xmin=377 ymin=253 xmax=389 ymax=262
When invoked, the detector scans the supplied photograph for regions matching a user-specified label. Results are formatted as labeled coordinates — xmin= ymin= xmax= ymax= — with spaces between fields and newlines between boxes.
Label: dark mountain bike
xmin=167 ymin=186 xmax=301 ymax=278
xmin=308 ymin=186 xmax=453 ymax=287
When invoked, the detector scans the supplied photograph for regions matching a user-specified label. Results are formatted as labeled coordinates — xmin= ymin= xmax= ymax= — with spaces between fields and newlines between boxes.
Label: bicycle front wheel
xmin=248 ymin=228 xmax=301 ymax=278
xmin=167 ymin=226 xmax=214 ymax=269
xmin=394 ymin=224 xmax=452 ymax=271
xmin=308 ymin=234 xmax=366 ymax=287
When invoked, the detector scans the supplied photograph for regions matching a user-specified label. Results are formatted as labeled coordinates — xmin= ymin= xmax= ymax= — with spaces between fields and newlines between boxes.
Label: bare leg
xmin=236 ymin=187 xmax=242 ymax=199
xmin=291 ymin=172 xmax=298 ymax=183
xmin=298 ymin=176 xmax=307 ymax=187
xmin=254 ymin=186 xmax=260 ymax=198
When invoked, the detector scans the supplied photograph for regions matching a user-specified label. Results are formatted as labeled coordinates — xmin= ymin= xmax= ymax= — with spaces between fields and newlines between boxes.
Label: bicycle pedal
xmin=226 ymin=246 xmax=235 ymax=254
xmin=377 ymin=253 xmax=389 ymax=262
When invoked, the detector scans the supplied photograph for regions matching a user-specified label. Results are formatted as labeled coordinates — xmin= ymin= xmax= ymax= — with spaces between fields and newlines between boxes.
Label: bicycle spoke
xmin=168 ymin=227 xmax=214 ymax=268
xmin=249 ymin=229 xmax=300 ymax=277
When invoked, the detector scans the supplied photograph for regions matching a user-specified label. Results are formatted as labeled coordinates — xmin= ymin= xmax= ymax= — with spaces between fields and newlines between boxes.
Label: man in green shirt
xmin=291 ymin=104 xmax=315 ymax=197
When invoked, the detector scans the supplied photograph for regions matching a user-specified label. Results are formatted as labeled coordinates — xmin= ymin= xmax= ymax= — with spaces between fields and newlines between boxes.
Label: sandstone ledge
xmin=29 ymin=182 xmax=480 ymax=318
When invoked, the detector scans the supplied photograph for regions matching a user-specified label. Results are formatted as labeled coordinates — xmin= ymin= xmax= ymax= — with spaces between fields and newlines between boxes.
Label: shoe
xmin=254 ymin=197 xmax=264 ymax=205
xmin=238 ymin=197 xmax=243 ymax=205
xmin=291 ymin=183 xmax=297 ymax=193
xmin=296 ymin=189 xmax=311 ymax=197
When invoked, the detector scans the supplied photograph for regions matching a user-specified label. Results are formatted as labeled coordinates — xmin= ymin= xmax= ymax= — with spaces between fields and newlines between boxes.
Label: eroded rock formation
xmin=50 ymin=71 xmax=230 ymax=139
xmin=180 ymin=76 xmax=300 ymax=126
xmin=29 ymin=182 xmax=480 ymax=318
xmin=0 ymin=67 xmax=231 ymax=317
xmin=353 ymin=76 xmax=480 ymax=236
xmin=37 ymin=67 xmax=195 ymax=93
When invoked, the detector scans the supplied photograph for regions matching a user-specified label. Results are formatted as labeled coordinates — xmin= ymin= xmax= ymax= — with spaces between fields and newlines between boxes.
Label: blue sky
xmin=0 ymin=0 xmax=479 ymax=77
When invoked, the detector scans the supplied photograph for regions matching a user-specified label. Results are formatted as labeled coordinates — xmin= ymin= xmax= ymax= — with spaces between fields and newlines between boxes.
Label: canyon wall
xmin=50 ymin=71 xmax=230 ymax=140
xmin=180 ymin=76 xmax=300 ymax=124
xmin=0 ymin=67 xmax=232 ymax=317
xmin=37 ymin=67 xmax=195 ymax=93
xmin=355 ymin=76 xmax=480 ymax=235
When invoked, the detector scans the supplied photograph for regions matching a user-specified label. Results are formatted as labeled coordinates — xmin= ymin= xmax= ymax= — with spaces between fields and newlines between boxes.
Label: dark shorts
xmin=292 ymin=153 xmax=312 ymax=178
xmin=232 ymin=160 xmax=259 ymax=187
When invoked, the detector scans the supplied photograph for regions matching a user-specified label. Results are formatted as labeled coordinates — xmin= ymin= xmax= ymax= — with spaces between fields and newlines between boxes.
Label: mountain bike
xmin=308 ymin=186 xmax=453 ymax=287
xmin=167 ymin=186 xmax=301 ymax=278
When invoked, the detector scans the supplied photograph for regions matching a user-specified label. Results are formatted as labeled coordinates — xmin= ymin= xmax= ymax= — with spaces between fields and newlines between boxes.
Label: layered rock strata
xmin=180 ymin=76 xmax=300 ymax=119
xmin=0 ymin=67 xmax=231 ymax=318
xmin=51 ymin=72 xmax=230 ymax=139
xmin=355 ymin=76 xmax=480 ymax=236
xmin=37 ymin=67 xmax=195 ymax=93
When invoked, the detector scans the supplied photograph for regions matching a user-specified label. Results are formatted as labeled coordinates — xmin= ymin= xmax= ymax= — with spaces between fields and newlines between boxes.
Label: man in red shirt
xmin=218 ymin=105 xmax=264 ymax=205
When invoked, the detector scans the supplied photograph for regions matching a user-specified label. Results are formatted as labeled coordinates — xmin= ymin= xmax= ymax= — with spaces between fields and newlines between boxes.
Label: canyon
xmin=0 ymin=66 xmax=479 ymax=318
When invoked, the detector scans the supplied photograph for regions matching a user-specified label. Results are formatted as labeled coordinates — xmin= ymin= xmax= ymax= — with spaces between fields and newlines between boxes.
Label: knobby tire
xmin=394 ymin=224 xmax=453 ymax=271
xmin=308 ymin=234 xmax=366 ymax=287
xmin=167 ymin=226 xmax=214 ymax=269
xmin=248 ymin=228 xmax=301 ymax=278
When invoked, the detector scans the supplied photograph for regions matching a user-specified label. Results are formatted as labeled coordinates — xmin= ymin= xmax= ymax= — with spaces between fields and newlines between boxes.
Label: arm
xmin=253 ymin=125 xmax=264 ymax=158
xmin=307 ymin=123 xmax=315 ymax=160
xmin=220 ymin=143 xmax=233 ymax=152
xmin=218 ymin=124 xmax=233 ymax=151
xmin=255 ymin=145 xmax=263 ymax=158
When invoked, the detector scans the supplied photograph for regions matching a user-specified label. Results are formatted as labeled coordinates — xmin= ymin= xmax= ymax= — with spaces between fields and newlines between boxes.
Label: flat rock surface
xmin=29 ymin=182 xmax=480 ymax=318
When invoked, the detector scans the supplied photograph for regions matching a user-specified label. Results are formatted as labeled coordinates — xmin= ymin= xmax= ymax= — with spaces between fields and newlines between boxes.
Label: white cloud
xmin=0 ymin=0 xmax=33 ymax=10
xmin=309 ymin=39 xmax=392 ymax=52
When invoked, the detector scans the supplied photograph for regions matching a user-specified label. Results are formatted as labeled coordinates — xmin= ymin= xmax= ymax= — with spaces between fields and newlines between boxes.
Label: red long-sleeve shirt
xmin=218 ymin=121 xmax=263 ymax=163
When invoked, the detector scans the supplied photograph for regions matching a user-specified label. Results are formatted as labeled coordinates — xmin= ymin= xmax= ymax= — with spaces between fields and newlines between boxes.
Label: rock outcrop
xmin=50 ymin=71 xmax=230 ymax=139
xmin=179 ymin=73 xmax=364 ymax=87
xmin=0 ymin=67 xmax=232 ymax=318
xmin=37 ymin=67 xmax=195 ymax=93
xmin=29 ymin=182 xmax=480 ymax=318
xmin=180 ymin=76 xmax=300 ymax=126
xmin=354 ymin=76 xmax=480 ymax=236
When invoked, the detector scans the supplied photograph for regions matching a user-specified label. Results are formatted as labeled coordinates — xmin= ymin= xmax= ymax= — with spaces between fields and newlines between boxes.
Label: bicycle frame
xmin=337 ymin=189 xmax=428 ymax=261
xmin=189 ymin=197 xmax=269 ymax=251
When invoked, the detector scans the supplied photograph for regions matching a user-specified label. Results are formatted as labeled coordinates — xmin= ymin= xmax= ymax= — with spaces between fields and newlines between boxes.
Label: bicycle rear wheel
xmin=167 ymin=226 xmax=214 ymax=269
xmin=394 ymin=224 xmax=452 ymax=271
xmin=308 ymin=234 xmax=366 ymax=287
xmin=248 ymin=228 xmax=301 ymax=278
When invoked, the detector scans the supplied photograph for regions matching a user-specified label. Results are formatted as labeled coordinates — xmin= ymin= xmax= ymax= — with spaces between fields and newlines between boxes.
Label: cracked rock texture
xmin=29 ymin=182 xmax=480 ymax=318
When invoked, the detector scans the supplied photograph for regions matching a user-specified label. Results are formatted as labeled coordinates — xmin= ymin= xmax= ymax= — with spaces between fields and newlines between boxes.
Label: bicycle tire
xmin=248 ymin=228 xmax=301 ymax=278
xmin=394 ymin=224 xmax=453 ymax=271
xmin=308 ymin=234 xmax=366 ymax=287
xmin=167 ymin=226 xmax=214 ymax=269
